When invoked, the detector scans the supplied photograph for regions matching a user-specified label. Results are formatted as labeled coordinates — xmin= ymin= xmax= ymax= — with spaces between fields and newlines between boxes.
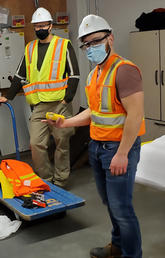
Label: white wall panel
xmin=98 ymin=0 xmax=165 ymax=58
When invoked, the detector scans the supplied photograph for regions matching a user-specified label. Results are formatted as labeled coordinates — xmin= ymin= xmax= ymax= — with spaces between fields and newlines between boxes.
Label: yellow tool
xmin=46 ymin=112 xmax=65 ymax=121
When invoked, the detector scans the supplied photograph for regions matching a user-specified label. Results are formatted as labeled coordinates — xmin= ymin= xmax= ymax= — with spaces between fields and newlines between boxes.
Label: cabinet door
xmin=141 ymin=118 xmax=165 ymax=142
xmin=160 ymin=30 xmax=165 ymax=121
xmin=130 ymin=31 xmax=160 ymax=120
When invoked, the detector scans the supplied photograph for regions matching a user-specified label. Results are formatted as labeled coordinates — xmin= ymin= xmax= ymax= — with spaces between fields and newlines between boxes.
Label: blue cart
xmin=0 ymin=102 xmax=85 ymax=221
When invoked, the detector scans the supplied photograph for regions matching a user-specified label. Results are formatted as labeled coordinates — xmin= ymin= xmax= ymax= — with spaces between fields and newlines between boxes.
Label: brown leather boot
xmin=90 ymin=243 xmax=122 ymax=258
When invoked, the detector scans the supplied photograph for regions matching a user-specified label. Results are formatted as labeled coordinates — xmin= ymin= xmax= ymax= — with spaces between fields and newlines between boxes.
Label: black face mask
xmin=35 ymin=28 xmax=49 ymax=40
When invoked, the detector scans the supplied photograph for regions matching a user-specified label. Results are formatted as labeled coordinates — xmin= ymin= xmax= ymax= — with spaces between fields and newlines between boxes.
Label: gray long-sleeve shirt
xmin=6 ymin=40 xmax=80 ymax=103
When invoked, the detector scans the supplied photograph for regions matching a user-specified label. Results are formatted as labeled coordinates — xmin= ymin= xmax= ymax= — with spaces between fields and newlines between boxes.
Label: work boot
xmin=90 ymin=243 xmax=122 ymax=258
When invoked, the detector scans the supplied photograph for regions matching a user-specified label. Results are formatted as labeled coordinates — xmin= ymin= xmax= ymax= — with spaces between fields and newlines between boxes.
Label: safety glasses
xmin=33 ymin=23 xmax=51 ymax=29
xmin=80 ymin=34 xmax=109 ymax=50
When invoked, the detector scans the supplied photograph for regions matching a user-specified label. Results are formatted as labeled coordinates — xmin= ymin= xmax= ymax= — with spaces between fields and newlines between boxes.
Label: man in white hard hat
xmin=0 ymin=7 xmax=80 ymax=188
xmin=45 ymin=14 xmax=145 ymax=258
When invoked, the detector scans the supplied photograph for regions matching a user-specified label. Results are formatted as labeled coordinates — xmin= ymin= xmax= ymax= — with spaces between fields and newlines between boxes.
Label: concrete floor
xmin=0 ymin=151 xmax=165 ymax=258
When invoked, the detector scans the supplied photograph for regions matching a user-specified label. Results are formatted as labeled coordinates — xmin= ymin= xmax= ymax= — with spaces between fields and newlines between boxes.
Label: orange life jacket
xmin=85 ymin=54 xmax=145 ymax=141
xmin=0 ymin=159 xmax=50 ymax=197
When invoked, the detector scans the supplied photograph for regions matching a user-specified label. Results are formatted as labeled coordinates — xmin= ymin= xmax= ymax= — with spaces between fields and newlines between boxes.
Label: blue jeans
xmin=88 ymin=137 xmax=142 ymax=258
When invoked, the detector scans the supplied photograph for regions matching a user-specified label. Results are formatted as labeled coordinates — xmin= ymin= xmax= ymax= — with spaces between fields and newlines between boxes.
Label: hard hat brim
xmin=77 ymin=29 xmax=112 ymax=41
xmin=31 ymin=19 xmax=53 ymax=24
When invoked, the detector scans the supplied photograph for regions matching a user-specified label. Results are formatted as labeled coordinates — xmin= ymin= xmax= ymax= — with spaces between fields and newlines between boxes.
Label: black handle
xmin=155 ymin=70 xmax=158 ymax=85
xmin=161 ymin=70 xmax=164 ymax=86
xmin=154 ymin=122 xmax=165 ymax=126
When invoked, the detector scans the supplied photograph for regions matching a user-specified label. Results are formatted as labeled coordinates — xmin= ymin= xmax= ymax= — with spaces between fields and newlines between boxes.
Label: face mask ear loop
xmin=48 ymin=25 xmax=51 ymax=33
xmin=99 ymin=47 xmax=111 ymax=65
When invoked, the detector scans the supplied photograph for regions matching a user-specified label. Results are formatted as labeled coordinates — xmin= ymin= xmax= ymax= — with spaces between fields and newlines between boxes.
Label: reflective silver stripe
xmin=15 ymin=73 xmax=26 ymax=80
xmin=15 ymin=55 xmax=25 ymax=78
xmin=69 ymin=75 xmax=80 ymax=79
xmin=67 ymin=48 xmax=74 ymax=76
xmin=101 ymin=59 xmax=121 ymax=112
xmin=51 ymin=38 xmax=63 ymax=79
xmin=91 ymin=114 xmax=126 ymax=125
xmin=23 ymin=80 xmax=68 ymax=94
xmin=28 ymin=41 xmax=35 ymax=63
xmin=101 ymin=87 xmax=109 ymax=112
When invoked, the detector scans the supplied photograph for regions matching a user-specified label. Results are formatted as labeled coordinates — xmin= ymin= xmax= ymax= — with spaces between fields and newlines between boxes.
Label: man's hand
xmin=110 ymin=153 xmax=128 ymax=176
xmin=42 ymin=108 xmax=91 ymax=128
xmin=0 ymin=97 xmax=8 ymax=105
xmin=61 ymin=100 xmax=67 ymax=105
xmin=109 ymin=91 xmax=144 ymax=176
xmin=42 ymin=117 xmax=65 ymax=128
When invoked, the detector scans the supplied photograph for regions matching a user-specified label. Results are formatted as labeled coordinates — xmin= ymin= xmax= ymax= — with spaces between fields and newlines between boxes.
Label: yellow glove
xmin=46 ymin=112 xmax=65 ymax=121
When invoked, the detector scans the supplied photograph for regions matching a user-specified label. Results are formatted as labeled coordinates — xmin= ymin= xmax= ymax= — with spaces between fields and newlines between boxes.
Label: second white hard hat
xmin=78 ymin=14 xmax=112 ymax=40
xmin=31 ymin=7 xmax=53 ymax=23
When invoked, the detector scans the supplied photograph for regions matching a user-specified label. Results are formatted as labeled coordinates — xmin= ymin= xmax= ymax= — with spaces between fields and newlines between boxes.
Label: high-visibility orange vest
xmin=0 ymin=159 xmax=50 ymax=197
xmin=85 ymin=54 xmax=145 ymax=141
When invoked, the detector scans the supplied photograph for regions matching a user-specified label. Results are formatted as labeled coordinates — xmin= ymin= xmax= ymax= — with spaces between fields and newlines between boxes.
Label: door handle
xmin=161 ymin=70 xmax=164 ymax=86
xmin=155 ymin=70 xmax=158 ymax=85
xmin=154 ymin=122 xmax=165 ymax=126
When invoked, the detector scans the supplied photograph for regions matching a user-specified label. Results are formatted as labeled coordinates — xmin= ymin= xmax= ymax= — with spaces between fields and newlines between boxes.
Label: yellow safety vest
xmin=23 ymin=36 xmax=69 ymax=105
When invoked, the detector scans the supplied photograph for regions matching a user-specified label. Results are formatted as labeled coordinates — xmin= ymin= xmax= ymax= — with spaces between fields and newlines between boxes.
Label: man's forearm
xmin=116 ymin=112 xmax=143 ymax=155
xmin=117 ymin=91 xmax=144 ymax=155
xmin=63 ymin=108 xmax=91 ymax=127
xmin=64 ymin=77 xmax=79 ymax=103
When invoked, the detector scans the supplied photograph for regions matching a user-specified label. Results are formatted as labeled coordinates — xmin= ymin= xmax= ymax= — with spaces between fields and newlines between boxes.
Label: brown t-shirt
xmin=116 ymin=64 xmax=143 ymax=100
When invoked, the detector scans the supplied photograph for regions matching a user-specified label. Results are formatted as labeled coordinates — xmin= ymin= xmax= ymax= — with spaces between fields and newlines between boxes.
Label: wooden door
xmin=0 ymin=0 xmax=67 ymax=44
xmin=130 ymin=31 xmax=160 ymax=120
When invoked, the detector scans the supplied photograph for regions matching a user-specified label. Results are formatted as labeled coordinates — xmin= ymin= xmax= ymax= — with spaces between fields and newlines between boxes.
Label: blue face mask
xmin=86 ymin=43 xmax=110 ymax=64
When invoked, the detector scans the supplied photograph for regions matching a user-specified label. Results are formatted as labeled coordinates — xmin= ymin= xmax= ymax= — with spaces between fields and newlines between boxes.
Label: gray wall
xmin=67 ymin=0 xmax=95 ymax=109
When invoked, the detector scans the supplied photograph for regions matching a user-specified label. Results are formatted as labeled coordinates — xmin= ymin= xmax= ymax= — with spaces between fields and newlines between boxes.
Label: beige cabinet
xmin=141 ymin=118 xmax=165 ymax=141
xmin=130 ymin=30 xmax=165 ymax=141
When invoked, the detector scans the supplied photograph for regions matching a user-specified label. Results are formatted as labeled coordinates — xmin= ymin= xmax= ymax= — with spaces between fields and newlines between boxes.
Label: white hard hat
xmin=78 ymin=14 xmax=112 ymax=40
xmin=31 ymin=7 xmax=53 ymax=23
